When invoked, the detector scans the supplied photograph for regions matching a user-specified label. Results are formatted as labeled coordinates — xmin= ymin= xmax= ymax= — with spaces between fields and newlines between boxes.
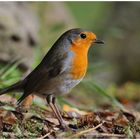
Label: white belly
xmin=60 ymin=77 xmax=83 ymax=94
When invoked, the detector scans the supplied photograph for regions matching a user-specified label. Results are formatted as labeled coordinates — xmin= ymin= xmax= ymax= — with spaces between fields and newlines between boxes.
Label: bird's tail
xmin=0 ymin=80 xmax=24 ymax=95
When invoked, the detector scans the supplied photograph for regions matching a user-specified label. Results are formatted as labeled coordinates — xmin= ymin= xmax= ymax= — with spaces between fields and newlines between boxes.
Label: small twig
xmin=70 ymin=123 xmax=103 ymax=138
xmin=38 ymin=130 xmax=54 ymax=139
xmin=85 ymin=133 xmax=126 ymax=138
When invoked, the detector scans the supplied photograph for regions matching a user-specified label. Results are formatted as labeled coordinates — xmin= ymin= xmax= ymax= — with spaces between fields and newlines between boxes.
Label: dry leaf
xmin=3 ymin=111 xmax=17 ymax=124
xmin=63 ymin=105 xmax=87 ymax=115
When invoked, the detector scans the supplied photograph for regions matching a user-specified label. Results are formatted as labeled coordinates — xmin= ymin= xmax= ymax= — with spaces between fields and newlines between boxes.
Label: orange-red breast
xmin=0 ymin=28 xmax=104 ymax=128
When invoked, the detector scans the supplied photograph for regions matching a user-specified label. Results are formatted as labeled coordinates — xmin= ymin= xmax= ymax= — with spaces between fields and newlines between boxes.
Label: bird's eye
xmin=80 ymin=33 xmax=86 ymax=39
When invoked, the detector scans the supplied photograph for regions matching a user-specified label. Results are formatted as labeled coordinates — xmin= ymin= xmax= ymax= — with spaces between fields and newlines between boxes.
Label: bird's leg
xmin=46 ymin=94 xmax=68 ymax=129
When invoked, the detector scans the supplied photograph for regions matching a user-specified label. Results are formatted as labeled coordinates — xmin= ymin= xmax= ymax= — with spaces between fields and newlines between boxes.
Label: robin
xmin=0 ymin=28 xmax=104 ymax=128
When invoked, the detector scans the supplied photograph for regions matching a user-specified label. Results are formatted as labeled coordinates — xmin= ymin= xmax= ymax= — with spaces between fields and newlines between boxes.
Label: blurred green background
xmin=0 ymin=2 xmax=140 ymax=110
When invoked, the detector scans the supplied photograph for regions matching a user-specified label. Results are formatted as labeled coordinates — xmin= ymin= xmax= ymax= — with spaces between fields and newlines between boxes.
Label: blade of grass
xmin=0 ymin=59 xmax=20 ymax=76
xmin=83 ymin=80 xmax=125 ymax=110
xmin=0 ymin=63 xmax=14 ymax=76
xmin=0 ymin=77 xmax=20 ymax=86
xmin=1 ymin=60 xmax=22 ymax=80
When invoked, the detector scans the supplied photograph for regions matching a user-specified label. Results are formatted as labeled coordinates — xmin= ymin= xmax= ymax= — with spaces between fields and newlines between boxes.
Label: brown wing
xmin=17 ymin=51 xmax=69 ymax=104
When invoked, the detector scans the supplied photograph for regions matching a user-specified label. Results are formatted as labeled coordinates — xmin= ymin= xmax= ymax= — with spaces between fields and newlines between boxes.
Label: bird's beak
xmin=94 ymin=39 xmax=104 ymax=44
